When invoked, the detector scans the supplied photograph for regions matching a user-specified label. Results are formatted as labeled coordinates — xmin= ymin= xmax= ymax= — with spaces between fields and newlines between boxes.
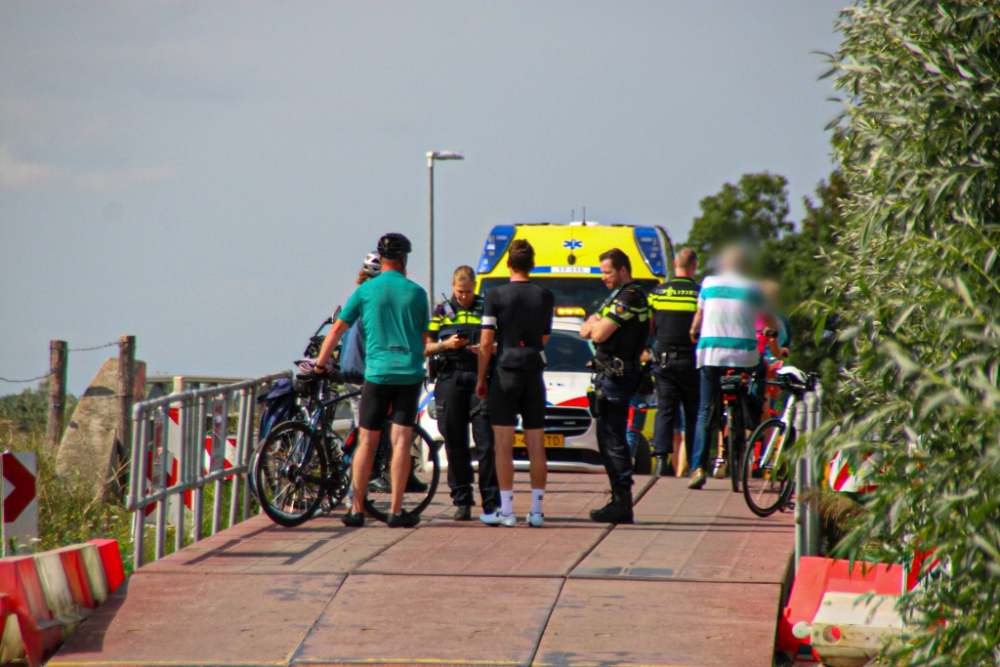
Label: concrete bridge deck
xmin=51 ymin=473 xmax=795 ymax=667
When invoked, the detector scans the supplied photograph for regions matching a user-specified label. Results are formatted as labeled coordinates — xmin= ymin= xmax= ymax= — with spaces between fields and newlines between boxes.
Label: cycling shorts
xmin=488 ymin=367 xmax=546 ymax=430
xmin=358 ymin=380 xmax=423 ymax=430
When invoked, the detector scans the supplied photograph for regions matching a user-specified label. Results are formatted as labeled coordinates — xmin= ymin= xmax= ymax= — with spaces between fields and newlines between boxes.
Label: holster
xmin=587 ymin=374 xmax=604 ymax=418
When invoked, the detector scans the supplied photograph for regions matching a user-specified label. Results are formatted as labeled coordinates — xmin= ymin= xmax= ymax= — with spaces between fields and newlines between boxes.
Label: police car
xmin=417 ymin=220 xmax=671 ymax=473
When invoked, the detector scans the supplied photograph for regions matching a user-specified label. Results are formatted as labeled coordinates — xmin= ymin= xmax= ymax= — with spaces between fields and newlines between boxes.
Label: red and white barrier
xmin=0 ymin=539 xmax=124 ymax=667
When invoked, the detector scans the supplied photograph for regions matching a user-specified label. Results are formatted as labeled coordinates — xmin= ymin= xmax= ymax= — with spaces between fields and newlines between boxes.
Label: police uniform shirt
xmin=649 ymin=277 xmax=701 ymax=358
xmin=428 ymin=294 xmax=484 ymax=363
xmin=595 ymin=282 xmax=650 ymax=362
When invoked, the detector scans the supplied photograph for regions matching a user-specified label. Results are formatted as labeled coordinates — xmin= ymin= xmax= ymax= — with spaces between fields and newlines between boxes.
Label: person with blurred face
xmin=687 ymin=245 xmax=779 ymax=490
xmin=425 ymin=266 xmax=499 ymax=521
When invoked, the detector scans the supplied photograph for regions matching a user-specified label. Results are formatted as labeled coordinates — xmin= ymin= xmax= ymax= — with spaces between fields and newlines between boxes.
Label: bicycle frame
xmin=288 ymin=385 xmax=361 ymax=468
xmin=757 ymin=390 xmax=799 ymax=468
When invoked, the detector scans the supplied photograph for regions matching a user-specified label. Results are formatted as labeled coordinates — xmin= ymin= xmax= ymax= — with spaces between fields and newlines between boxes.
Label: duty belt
xmin=655 ymin=349 xmax=695 ymax=365
xmin=442 ymin=360 xmax=478 ymax=373
xmin=591 ymin=356 xmax=643 ymax=378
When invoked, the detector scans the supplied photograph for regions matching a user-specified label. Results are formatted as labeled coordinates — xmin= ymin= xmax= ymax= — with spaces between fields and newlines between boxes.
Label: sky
xmin=0 ymin=0 xmax=846 ymax=395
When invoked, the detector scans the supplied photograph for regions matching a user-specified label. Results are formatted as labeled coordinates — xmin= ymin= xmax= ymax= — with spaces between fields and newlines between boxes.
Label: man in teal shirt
xmin=315 ymin=233 xmax=429 ymax=528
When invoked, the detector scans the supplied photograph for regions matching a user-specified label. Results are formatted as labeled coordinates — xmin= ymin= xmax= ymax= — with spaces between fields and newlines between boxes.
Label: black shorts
xmin=358 ymin=380 xmax=423 ymax=430
xmin=488 ymin=367 xmax=546 ymax=430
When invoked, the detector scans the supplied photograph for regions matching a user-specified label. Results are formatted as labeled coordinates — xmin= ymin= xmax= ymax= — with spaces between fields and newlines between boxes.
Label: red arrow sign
xmin=3 ymin=452 xmax=37 ymax=522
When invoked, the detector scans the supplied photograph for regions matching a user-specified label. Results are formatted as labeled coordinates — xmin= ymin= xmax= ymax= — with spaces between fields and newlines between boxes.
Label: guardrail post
xmin=130 ymin=405 xmax=148 ymax=570
xmin=803 ymin=391 xmax=821 ymax=558
xmin=211 ymin=395 xmax=227 ymax=535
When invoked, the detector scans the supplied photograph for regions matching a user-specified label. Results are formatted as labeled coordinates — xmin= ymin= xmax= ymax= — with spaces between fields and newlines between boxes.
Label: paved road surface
xmin=52 ymin=473 xmax=795 ymax=667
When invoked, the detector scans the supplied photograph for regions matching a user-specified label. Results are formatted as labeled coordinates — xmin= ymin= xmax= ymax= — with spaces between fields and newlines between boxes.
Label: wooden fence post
xmin=113 ymin=335 xmax=136 ymax=500
xmin=45 ymin=340 xmax=68 ymax=452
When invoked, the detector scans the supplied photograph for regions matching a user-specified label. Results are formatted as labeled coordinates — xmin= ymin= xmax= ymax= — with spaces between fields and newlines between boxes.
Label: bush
xmin=816 ymin=1 xmax=1000 ymax=663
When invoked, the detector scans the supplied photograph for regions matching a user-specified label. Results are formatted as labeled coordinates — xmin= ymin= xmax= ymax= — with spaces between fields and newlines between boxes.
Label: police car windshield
xmin=480 ymin=277 xmax=659 ymax=315
xmin=543 ymin=330 xmax=595 ymax=373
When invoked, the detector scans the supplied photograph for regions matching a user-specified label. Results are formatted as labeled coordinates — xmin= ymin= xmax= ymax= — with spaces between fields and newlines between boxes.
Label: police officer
xmin=425 ymin=266 xmax=500 ymax=521
xmin=648 ymin=248 xmax=701 ymax=477
xmin=580 ymin=248 xmax=650 ymax=524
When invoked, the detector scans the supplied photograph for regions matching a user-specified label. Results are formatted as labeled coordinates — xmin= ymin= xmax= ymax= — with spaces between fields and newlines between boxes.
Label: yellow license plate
xmin=514 ymin=433 xmax=564 ymax=448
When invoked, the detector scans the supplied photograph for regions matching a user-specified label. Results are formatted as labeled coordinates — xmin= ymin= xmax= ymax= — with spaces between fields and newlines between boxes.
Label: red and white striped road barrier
xmin=827 ymin=450 xmax=880 ymax=494
xmin=806 ymin=591 xmax=903 ymax=667
xmin=0 ymin=555 xmax=64 ymax=667
xmin=0 ymin=539 xmax=125 ymax=667
xmin=777 ymin=556 xmax=907 ymax=662
xmin=87 ymin=539 xmax=125 ymax=595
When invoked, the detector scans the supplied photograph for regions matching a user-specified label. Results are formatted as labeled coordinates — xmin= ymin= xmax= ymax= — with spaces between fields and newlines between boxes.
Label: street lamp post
xmin=427 ymin=151 xmax=464 ymax=309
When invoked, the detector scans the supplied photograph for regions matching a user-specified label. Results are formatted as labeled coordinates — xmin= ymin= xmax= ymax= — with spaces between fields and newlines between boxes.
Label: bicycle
xmin=741 ymin=366 xmax=816 ymax=517
xmin=704 ymin=369 xmax=761 ymax=493
xmin=253 ymin=370 xmax=440 ymax=527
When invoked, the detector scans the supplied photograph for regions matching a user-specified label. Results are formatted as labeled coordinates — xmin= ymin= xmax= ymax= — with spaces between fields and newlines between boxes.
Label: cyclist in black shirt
xmin=580 ymin=248 xmax=650 ymax=524
xmin=476 ymin=239 xmax=554 ymax=528
xmin=425 ymin=265 xmax=499 ymax=521
xmin=649 ymin=248 xmax=701 ymax=478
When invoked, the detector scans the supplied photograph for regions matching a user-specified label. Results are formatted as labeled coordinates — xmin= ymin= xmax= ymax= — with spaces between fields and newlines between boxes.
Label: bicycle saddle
xmin=776 ymin=365 xmax=808 ymax=384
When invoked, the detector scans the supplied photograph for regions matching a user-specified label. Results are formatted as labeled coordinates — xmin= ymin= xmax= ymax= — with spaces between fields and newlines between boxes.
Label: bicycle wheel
xmin=254 ymin=421 xmax=327 ymax=527
xmin=728 ymin=408 xmax=745 ymax=493
xmin=363 ymin=425 xmax=440 ymax=522
xmin=742 ymin=419 xmax=793 ymax=517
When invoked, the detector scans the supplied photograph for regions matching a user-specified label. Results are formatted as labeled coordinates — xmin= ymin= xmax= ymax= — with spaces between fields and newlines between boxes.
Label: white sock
xmin=500 ymin=490 xmax=514 ymax=517
xmin=530 ymin=489 xmax=544 ymax=515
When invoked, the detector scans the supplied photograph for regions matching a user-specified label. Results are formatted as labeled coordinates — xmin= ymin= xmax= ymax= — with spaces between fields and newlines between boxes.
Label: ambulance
xmin=418 ymin=221 xmax=674 ymax=474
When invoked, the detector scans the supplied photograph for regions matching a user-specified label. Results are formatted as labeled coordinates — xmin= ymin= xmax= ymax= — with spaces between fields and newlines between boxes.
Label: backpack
xmin=257 ymin=378 xmax=297 ymax=440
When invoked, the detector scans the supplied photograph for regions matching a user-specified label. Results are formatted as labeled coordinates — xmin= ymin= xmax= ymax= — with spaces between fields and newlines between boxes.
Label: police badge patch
xmin=614 ymin=301 xmax=628 ymax=315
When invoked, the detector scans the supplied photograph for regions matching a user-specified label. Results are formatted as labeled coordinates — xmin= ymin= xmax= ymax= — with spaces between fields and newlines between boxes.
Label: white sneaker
xmin=526 ymin=512 xmax=544 ymax=527
xmin=480 ymin=509 xmax=517 ymax=527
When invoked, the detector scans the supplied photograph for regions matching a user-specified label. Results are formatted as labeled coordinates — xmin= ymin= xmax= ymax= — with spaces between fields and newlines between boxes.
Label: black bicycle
xmin=705 ymin=370 xmax=760 ymax=493
xmin=254 ymin=372 xmax=440 ymax=527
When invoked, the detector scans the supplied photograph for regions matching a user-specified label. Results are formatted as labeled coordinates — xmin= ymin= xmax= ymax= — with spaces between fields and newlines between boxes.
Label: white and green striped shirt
xmin=696 ymin=272 xmax=765 ymax=368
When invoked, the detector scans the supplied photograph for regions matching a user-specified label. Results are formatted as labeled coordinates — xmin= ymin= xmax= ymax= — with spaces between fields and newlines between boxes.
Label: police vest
xmin=649 ymin=277 xmax=700 ymax=357
xmin=595 ymin=282 xmax=650 ymax=362
xmin=429 ymin=295 xmax=484 ymax=362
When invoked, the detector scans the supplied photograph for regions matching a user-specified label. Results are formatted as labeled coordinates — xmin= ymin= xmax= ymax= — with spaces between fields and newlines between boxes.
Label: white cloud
xmin=0 ymin=145 xmax=53 ymax=189
xmin=0 ymin=144 xmax=173 ymax=193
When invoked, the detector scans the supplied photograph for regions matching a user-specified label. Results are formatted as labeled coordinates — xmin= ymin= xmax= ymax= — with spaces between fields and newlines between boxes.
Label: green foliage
xmin=815 ymin=1 xmax=1000 ymax=664
xmin=684 ymin=171 xmax=794 ymax=279
xmin=0 ymin=380 xmax=77 ymax=435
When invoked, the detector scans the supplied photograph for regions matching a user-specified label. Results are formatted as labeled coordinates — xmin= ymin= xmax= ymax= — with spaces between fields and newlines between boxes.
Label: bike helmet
xmin=362 ymin=252 xmax=382 ymax=278
xmin=377 ymin=233 xmax=412 ymax=260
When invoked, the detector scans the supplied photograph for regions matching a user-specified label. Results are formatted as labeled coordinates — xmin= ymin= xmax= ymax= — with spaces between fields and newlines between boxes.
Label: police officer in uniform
xmin=426 ymin=266 xmax=500 ymax=521
xmin=580 ymin=248 xmax=650 ymax=524
xmin=649 ymin=248 xmax=701 ymax=477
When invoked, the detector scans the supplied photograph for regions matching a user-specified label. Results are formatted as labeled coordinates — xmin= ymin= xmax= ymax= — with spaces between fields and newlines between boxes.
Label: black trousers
xmin=595 ymin=370 xmax=641 ymax=487
xmin=435 ymin=370 xmax=500 ymax=511
xmin=652 ymin=358 xmax=700 ymax=463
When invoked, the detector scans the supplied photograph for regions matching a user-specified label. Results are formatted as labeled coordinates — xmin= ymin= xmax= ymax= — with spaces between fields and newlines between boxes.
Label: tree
xmin=814 ymin=2 xmax=1000 ymax=664
xmin=684 ymin=172 xmax=794 ymax=279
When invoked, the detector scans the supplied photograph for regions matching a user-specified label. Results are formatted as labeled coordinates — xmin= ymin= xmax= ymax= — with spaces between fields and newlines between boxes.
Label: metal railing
xmin=126 ymin=371 xmax=291 ymax=569
xmin=795 ymin=384 xmax=824 ymax=570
